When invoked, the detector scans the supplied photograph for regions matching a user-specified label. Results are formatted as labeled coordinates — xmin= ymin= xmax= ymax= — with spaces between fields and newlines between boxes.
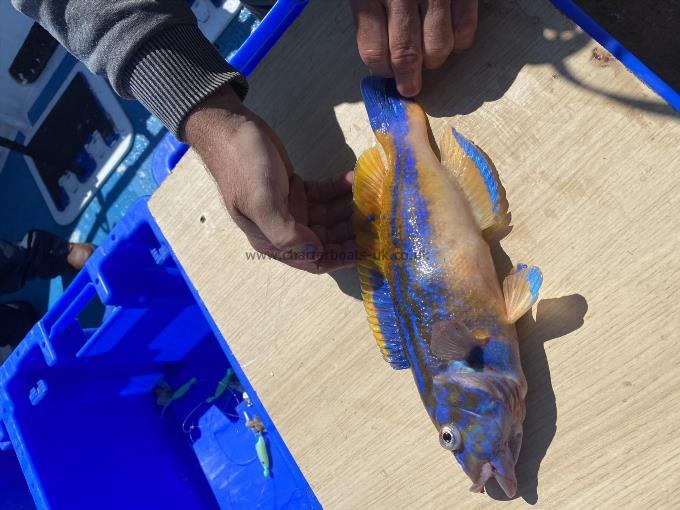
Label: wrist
xmin=181 ymin=84 xmax=250 ymax=151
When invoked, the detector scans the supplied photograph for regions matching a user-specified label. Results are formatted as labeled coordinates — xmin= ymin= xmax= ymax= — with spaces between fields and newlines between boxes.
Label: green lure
xmin=255 ymin=433 xmax=270 ymax=477
xmin=159 ymin=377 xmax=197 ymax=418
xmin=170 ymin=377 xmax=198 ymax=401
xmin=206 ymin=368 xmax=233 ymax=404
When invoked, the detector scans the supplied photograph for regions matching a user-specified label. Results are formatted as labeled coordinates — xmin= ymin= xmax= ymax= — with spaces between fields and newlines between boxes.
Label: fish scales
xmin=354 ymin=77 xmax=543 ymax=497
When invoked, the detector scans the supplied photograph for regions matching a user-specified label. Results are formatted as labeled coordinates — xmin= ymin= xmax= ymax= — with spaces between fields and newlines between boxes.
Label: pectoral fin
xmin=430 ymin=320 xmax=477 ymax=361
xmin=438 ymin=127 xmax=508 ymax=230
xmin=503 ymin=264 xmax=543 ymax=323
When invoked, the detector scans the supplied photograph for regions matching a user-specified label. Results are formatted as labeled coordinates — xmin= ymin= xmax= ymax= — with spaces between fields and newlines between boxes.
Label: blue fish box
xmin=0 ymin=199 xmax=320 ymax=509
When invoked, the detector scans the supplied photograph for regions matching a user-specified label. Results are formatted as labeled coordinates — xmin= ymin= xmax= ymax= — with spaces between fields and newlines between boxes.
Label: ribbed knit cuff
xmin=121 ymin=24 xmax=248 ymax=138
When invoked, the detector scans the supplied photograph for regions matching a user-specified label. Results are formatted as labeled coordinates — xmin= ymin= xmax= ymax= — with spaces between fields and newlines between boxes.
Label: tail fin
xmin=360 ymin=77 xmax=415 ymax=135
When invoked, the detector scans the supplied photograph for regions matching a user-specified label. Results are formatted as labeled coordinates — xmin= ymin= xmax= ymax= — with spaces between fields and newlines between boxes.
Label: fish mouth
xmin=469 ymin=462 xmax=517 ymax=498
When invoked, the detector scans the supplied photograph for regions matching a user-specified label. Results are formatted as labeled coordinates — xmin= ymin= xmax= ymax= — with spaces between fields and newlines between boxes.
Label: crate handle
xmin=42 ymin=271 xmax=97 ymax=342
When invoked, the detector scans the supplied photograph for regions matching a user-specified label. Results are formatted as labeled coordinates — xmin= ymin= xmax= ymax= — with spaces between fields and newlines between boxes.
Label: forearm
xmin=11 ymin=0 xmax=248 ymax=137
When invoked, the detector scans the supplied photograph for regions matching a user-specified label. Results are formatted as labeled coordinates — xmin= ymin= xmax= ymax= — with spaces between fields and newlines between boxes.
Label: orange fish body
xmin=354 ymin=77 xmax=542 ymax=497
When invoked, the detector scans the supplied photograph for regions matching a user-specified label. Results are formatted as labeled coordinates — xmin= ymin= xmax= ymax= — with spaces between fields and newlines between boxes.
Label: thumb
xmin=257 ymin=209 xmax=322 ymax=260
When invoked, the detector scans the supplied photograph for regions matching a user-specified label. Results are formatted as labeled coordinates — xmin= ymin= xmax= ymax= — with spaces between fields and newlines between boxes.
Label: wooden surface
xmin=148 ymin=0 xmax=680 ymax=507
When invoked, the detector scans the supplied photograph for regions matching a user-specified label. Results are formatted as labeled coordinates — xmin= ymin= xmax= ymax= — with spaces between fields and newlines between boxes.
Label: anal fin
xmin=354 ymin=147 xmax=409 ymax=369
xmin=438 ymin=127 xmax=508 ymax=230
xmin=503 ymin=264 xmax=543 ymax=323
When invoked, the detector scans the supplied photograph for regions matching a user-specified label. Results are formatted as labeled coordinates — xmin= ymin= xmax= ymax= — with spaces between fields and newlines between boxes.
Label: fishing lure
xmin=244 ymin=410 xmax=270 ymax=477
xmin=255 ymin=433 xmax=270 ymax=478
xmin=206 ymin=368 xmax=233 ymax=404
xmin=354 ymin=77 xmax=542 ymax=497
xmin=155 ymin=377 xmax=197 ymax=418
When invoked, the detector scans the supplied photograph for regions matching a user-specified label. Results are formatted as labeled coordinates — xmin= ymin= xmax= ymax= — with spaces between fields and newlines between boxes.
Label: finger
xmin=310 ymin=218 xmax=355 ymax=246
xmin=351 ymin=0 xmax=392 ymax=77
xmin=247 ymin=237 xmax=358 ymax=274
xmin=308 ymin=197 xmax=353 ymax=226
xmin=452 ymin=0 xmax=478 ymax=52
xmin=326 ymin=220 xmax=354 ymax=244
xmin=245 ymin=190 xmax=322 ymax=258
xmin=288 ymin=174 xmax=310 ymax=225
xmin=305 ymin=171 xmax=354 ymax=203
xmin=387 ymin=0 xmax=423 ymax=96
xmin=266 ymin=214 xmax=321 ymax=258
xmin=240 ymin=228 xmax=319 ymax=270
xmin=228 ymin=213 xmax=291 ymax=262
xmin=421 ymin=0 xmax=454 ymax=69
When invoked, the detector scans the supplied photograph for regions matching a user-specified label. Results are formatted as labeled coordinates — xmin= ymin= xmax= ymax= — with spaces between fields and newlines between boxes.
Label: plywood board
xmin=148 ymin=0 xmax=680 ymax=507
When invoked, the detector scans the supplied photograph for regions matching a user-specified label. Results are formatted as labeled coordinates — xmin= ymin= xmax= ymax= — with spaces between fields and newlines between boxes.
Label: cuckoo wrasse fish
xmin=353 ymin=77 xmax=542 ymax=497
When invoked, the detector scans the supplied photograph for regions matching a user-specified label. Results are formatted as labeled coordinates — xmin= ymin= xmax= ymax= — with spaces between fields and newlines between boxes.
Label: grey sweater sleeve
xmin=11 ymin=0 xmax=248 ymax=138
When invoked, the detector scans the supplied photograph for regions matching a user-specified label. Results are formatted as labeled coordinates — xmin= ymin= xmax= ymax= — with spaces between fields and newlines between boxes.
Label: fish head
xmin=432 ymin=370 xmax=524 ymax=497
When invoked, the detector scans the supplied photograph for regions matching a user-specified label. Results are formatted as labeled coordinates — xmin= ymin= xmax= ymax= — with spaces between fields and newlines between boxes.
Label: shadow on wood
xmin=247 ymin=0 xmax=604 ymax=184
xmin=420 ymin=1 xmax=678 ymax=120
xmin=487 ymin=294 xmax=589 ymax=503
xmin=329 ymin=266 xmax=361 ymax=301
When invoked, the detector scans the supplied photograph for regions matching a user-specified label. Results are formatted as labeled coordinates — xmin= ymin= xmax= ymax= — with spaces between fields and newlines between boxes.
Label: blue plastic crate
xmin=0 ymin=198 xmax=320 ymax=509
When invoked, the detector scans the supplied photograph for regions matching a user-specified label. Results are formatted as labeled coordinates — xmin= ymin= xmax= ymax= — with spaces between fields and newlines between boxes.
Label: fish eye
xmin=439 ymin=424 xmax=461 ymax=451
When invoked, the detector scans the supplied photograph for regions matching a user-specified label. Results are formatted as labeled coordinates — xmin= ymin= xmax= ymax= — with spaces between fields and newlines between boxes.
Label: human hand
xmin=351 ymin=0 xmax=478 ymax=96
xmin=66 ymin=243 xmax=95 ymax=271
xmin=182 ymin=86 xmax=356 ymax=273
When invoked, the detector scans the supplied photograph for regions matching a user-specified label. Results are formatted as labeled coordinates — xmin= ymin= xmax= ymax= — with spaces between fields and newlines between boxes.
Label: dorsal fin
xmin=438 ymin=127 xmax=508 ymax=230
xmin=354 ymin=147 xmax=409 ymax=370
xmin=503 ymin=264 xmax=543 ymax=323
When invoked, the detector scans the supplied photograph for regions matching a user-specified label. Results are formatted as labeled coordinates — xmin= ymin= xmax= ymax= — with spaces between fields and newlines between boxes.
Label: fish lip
xmin=468 ymin=462 xmax=517 ymax=498
xmin=469 ymin=462 xmax=494 ymax=493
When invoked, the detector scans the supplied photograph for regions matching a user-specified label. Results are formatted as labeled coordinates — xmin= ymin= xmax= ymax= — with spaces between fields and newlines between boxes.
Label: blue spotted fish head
xmin=432 ymin=370 xmax=524 ymax=497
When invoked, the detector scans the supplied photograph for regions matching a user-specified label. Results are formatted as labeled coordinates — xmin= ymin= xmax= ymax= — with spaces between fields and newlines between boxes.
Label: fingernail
xmin=399 ymin=80 xmax=420 ymax=98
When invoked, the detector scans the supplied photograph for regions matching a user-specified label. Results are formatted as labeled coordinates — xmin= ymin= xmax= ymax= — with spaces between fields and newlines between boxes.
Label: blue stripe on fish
xmin=390 ymin=142 xmax=428 ymax=393
xmin=435 ymin=387 xmax=450 ymax=425
xmin=393 ymin=120 xmax=434 ymax=393
xmin=396 ymin=138 xmax=448 ymax=370
xmin=361 ymin=76 xmax=447 ymax=395
xmin=453 ymin=129 xmax=500 ymax=214
xmin=361 ymin=77 xmax=411 ymax=136
xmin=391 ymin=142 xmax=443 ymax=391
xmin=394 ymin=272 xmax=427 ymax=393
